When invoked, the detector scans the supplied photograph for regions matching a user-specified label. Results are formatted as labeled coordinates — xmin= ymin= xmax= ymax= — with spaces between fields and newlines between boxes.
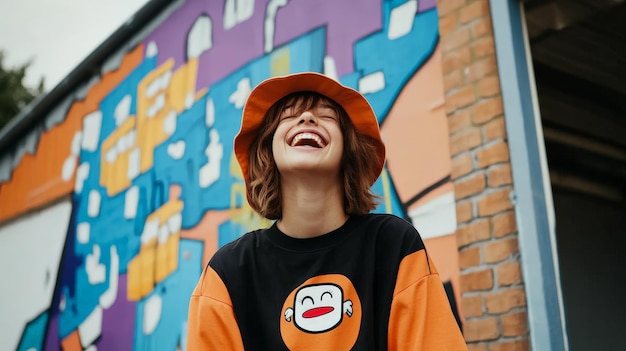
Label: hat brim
xmin=234 ymin=72 xmax=385 ymax=188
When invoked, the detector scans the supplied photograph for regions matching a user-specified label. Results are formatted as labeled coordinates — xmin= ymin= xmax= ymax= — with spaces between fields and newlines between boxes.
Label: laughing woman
xmin=186 ymin=72 xmax=468 ymax=351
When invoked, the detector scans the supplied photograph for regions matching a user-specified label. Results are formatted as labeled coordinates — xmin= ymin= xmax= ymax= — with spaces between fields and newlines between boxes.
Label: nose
xmin=298 ymin=111 xmax=318 ymax=125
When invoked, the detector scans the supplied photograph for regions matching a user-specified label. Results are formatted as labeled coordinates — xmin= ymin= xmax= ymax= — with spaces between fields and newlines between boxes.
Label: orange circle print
xmin=280 ymin=274 xmax=361 ymax=350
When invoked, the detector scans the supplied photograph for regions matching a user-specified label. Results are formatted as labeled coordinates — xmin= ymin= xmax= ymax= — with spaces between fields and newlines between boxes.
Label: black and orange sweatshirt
xmin=187 ymin=214 xmax=468 ymax=350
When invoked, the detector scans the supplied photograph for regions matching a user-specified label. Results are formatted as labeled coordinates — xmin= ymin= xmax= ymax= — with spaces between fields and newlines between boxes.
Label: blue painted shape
xmin=354 ymin=9 xmax=440 ymax=123
xmin=17 ymin=311 xmax=49 ymax=351
xmin=288 ymin=28 xmax=326 ymax=74
xmin=371 ymin=173 xmax=404 ymax=216
xmin=60 ymin=57 xmax=163 ymax=337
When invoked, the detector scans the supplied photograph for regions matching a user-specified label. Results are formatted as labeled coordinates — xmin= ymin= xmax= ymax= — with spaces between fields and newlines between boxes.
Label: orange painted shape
xmin=154 ymin=200 xmax=184 ymax=225
xmin=100 ymin=117 xmax=137 ymax=196
xmin=134 ymin=58 xmax=200 ymax=174
xmin=381 ymin=45 xmax=451 ymax=206
xmin=168 ymin=58 xmax=199 ymax=113
xmin=127 ymin=239 xmax=157 ymax=301
xmin=128 ymin=192 xmax=184 ymax=298
xmin=61 ymin=330 xmax=82 ymax=351
xmin=155 ymin=233 xmax=180 ymax=282
xmin=136 ymin=59 xmax=172 ymax=173
xmin=0 ymin=44 xmax=144 ymax=223
xmin=181 ymin=209 xmax=231 ymax=267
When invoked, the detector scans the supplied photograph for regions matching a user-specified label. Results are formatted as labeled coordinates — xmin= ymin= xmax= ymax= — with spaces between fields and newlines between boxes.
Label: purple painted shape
xmin=418 ymin=0 xmax=437 ymax=12
xmin=143 ymin=0 xmax=270 ymax=89
xmin=143 ymin=0 xmax=384 ymax=89
xmin=44 ymin=314 xmax=60 ymax=351
xmin=273 ymin=0 xmax=382 ymax=76
xmin=96 ymin=275 xmax=136 ymax=350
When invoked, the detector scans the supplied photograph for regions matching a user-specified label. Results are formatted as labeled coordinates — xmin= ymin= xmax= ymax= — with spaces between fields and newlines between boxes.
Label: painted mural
xmin=0 ymin=0 xmax=461 ymax=350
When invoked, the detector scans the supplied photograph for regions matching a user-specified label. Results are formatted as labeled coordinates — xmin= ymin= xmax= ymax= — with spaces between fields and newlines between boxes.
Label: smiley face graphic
xmin=280 ymin=274 xmax=361 ymax=350
xmin=285 ymin=283 xmax=352 ymax=333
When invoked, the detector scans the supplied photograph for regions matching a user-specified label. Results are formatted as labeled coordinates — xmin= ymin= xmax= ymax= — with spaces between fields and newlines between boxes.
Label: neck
xmin=277 ymin=175 xmax=348 ymax=239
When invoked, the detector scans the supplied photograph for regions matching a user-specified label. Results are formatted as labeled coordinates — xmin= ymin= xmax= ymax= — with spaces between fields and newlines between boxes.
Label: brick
xmin=468 ymin=344 xmax=488 ymax=351
xmin=443 ymin=27 xmax=471 ymax=53
xmin=471 ymin=16 xmax=493 ymax=39
xmin=443 ymin=46 xmax=472 ymax=73
xmin=455 ymin=173 xmax=486 ymax=200
xmin=476 ymin=141 xmax=510 ymax=168
xmin=485 ymin=287 xmax=526 ymax=314
xmin=438 ymin=0 xmax=466 ymax=16
xmin=477 ymin=76 xmax=501 ymax=97
xmin=493 ymin=211 xmax=517 ymax=237
xmin=467 ymin=56 xmax=498 ymax=83
xmin=460 ymin=0 xmax=490 ymax=24
xmin=456 ymin=219 xmax=490 ymax=248
xmin=484 ymin=237 xmax=519 ymax=263
xmin=488 ymin=164 xmax=512 ymax=187
xmin=502 ymin=312 xmax=528 ymax=337
xmin=462 ymin=295 xmax=484 ymax=318
xmin=446 ymin=85 xmax=476 ymax=113
xmin=452 ymin=153 xmax=473 ymax=179
xmin=484 ymin=117 xmax=506 ymax=141
xmin=444 ymin=70 xmax=464 ymax=91
xmin=472 ymin=97 xmax=503 ymax=124
xmin=461 ymin=268 xmax=493 ymax=292
xmin=464 ymin=317 xmax=499 ymax=342
xmin=490 ymin=340 xmax=530 ymax=351
xmin=439 ymin=12 xmax=459 ymax=36
xmin=471 ymin=36 xmax=495 ymax=59
xmin=498 ymin=261 xmax=522 ymax=286
xmin=459 ymin=246 xmax=481 ymax=269
xmin=456 ymin=200 xmax=473 ymax=223
xmin=450 ymin=128 xmax=481 ymax=156
xmin=478 ymin=189 xmax=513 ymax=216
xmin=448 ymin=109 xmax=472 ymax=134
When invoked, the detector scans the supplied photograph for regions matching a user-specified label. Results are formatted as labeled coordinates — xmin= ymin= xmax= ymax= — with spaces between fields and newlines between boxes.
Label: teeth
xmin=291 ymin=133 xmax=325 ymax=147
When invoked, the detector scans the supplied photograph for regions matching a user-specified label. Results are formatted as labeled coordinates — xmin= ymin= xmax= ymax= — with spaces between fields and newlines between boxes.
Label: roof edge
xmin=0 ymin=0 xmax=173 ymax=153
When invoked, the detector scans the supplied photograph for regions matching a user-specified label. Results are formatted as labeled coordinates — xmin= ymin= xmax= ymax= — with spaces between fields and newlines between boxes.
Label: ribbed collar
xmin=264 ymin=215 xmax=360 ymax=253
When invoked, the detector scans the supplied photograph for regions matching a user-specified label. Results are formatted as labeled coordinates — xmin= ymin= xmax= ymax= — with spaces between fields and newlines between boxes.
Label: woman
xmin=186 ymin=72 xmax=467 ymax=350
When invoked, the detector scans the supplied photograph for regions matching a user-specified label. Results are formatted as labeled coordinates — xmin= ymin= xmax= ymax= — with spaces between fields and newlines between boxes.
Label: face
xmin=293 ymin=283 xmax=344 ymax=333
xmin=271 ymin=97 xmax=344 ymax=180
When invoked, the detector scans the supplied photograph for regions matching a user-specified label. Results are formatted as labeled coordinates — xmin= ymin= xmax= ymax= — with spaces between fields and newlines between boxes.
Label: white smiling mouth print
xmin=290 ymin=132 xmax=326 ymax=148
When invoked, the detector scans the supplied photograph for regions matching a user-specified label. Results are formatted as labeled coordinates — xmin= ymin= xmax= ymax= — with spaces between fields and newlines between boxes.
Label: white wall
xmin=0 ymin=200 xmax=72 ymax=350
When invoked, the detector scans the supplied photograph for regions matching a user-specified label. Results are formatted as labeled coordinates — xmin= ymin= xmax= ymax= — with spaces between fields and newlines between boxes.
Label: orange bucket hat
xmin=234 ymin=72 xmax=386 ymax=188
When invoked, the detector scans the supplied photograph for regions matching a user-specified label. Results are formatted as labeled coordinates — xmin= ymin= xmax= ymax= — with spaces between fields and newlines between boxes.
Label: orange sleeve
xmin=186 ymin=266 xmax=245 ymax=351
xmin=388 ymin=250 xmax=468 ymax=350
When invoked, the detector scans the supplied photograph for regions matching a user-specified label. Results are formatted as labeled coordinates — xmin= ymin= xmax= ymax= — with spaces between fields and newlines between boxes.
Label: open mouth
xmin=290 ymin=132 xmax=327 ymax=148
xmin=302 ymin=306 xmax=334 ymax=318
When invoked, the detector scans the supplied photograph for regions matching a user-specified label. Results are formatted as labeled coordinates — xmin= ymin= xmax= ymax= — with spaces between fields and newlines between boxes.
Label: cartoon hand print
xmin=285 ymin=307 xmax=294 ymax=322
xmin=343 ymin=300 xmax=353 ymax=317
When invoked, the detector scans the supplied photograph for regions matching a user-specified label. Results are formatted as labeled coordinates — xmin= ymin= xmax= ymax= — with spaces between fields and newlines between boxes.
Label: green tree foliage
xmin=0 ymin=50 xmax=45 ymax=130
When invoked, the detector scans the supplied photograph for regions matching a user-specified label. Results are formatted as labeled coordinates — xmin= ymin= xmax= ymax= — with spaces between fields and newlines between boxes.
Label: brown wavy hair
xmin=247 ymin=92 xmax=383 ymax=219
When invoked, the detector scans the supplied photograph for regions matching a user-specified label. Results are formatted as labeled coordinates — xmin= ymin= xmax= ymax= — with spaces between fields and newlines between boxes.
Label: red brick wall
xmin=437 ymin=0 xmax=530 ymax=350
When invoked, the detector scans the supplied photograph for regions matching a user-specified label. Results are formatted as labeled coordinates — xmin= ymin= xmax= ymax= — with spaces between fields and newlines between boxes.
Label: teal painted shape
xmin=17 ymin=311 xmax=49 ymax=351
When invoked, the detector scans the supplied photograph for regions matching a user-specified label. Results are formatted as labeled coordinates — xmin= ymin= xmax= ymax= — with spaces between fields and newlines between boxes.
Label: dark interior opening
xmin=523 ymin=0 xmax=626 ymax=349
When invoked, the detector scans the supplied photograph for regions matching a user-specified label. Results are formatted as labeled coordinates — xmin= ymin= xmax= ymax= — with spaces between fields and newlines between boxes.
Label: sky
xmin=0 ymin=0 xmax=151 ymax=91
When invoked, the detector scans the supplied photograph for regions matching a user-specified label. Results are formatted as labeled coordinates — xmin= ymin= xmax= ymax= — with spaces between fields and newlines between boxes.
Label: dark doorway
xmin=524 ymin=0 xmax=626 ymax=350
